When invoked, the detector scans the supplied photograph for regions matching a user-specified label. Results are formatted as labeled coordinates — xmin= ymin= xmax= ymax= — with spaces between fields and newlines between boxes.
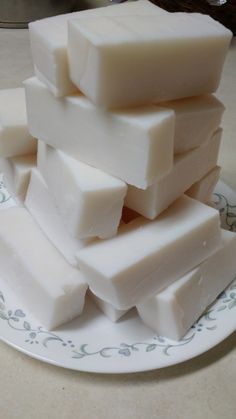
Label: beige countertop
xmin=0 ymin=29 xmax=235 ymax=419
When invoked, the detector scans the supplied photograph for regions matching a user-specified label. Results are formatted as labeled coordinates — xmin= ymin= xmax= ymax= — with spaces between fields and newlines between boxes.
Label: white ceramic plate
xmin=0 ymin=179 xmax=235 ymax=374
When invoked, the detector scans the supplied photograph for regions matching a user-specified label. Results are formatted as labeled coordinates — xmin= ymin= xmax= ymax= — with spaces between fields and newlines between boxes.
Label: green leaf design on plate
xmin=0 ymin=187 xmax=235 ymax=362
xmin=0 ymin=311 xmax=8 ymax=320
xmin=228 ymin=300 xmax=236 ymax=309
xmin=146 ymin=344 xmax=157 ymax=352
xmin=23 ymin=321 xmax=31 ymax=331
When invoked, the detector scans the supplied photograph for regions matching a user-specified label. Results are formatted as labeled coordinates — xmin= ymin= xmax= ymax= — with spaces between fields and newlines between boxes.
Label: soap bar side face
xmin=25 ymin=168 xmax=90 ymax=266
xmin=137 ymin=230 xmax=236 ymax=340
xmin=68 ymin=14 xmax=232 ymax=108
xmin=25 ymin=77 xmax=175 ymax=188
xmin=29 ymin=0 xmax=167 ymax=96
xmin=0 ymin=207 xmax=87 ymax=329
xmin=37 ymin=142 xmax=127 ymax=239
xmin=33 ymin=45 xmax=77 ymax=97
xmin=125 ymin=128 xmax=221 ymax=219
xmin=186 ymin=165 xmax=221 ymax=204
xmin=0 ymin=155 xmax=36 ymax=201
xmin=29 ymin=11 xmax=81 ymax=96
xmin=161 ymin=94 xmax=224 ymax=154
xmin=0 ymin=126 xmax=37 ymax=158
xmin=77 ymin=196 xmax=221 ymax=309
xmin=0 ymin=88 xmax=37 ymax=157
xmin=10 ymin=155 xmax=36 ymax=199
xmin=0 ymin=88 xmax=28 ymax=124
xmin=89 ymin=291 xmax=128 ymax=322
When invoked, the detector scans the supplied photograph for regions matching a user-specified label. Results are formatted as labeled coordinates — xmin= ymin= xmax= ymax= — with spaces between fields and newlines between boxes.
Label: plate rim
xmin=0 ymin=180 xmax=236 ymax=374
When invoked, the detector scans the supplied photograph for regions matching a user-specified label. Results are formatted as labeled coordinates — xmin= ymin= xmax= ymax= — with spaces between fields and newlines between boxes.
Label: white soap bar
xmin=0 ymin=207 xmax=87 ymax=329
xmin=162 ymin=95 xmax=224 ymax=154
xmin=186 ymin=166 xmax=221 ymax=204
xmin=137 ymin=230 xmax=236 ymax=341
xmin=77 ymin=196 xmax=221 ymax=310
xmin=24 ymin=77 xmax=175 ymax=188
xmin=89 ymin=291 xmax=128 ymax=322
xmin=29 ymin=0 xmax=166 ymax=97
xmin=25 ymin=168 xmax=90 ymax=266
xmin=125 ymin=128 xmax=221 ymax=219
xmin=68 ymin=12 xmax=232 ymax=108
xmin=37 ymin=142 xmax=127 ymax=239
xmin=0 ymin=88 xmax=37 ymax=157
xmin=0 ymin=155 xmax=36 ymax=201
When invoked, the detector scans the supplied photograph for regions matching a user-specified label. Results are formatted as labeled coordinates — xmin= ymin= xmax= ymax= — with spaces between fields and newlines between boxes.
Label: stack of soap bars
xmin=0 ymin=0 xmax=235 ymax=340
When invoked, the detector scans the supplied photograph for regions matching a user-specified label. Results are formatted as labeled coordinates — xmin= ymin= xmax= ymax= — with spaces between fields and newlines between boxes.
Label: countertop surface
xmin=0 ymin=29 xmax=235 ymax=419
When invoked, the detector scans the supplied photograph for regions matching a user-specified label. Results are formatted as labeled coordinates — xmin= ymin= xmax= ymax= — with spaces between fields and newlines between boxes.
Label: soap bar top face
xmin=29 ymin=0 xmax=166 ymax=96
xmin=0 ymin=88 xmax=37 ymax=157
xmin=77 ymin=195 xmax=221 ymax=309
xmin=0 ymin=207 xmax=87 ymax=329
xmin=24 ymin=77 xmax=175 ymax=188
xmin=161 ymin=95 xmax=224 ymax=154
xmin=0 ymin=154 xmax=36 ymax=201
xmin=68 ymin=12 xmax=232 ymax=108
xmin=25 ymin=168 xmax=90 ymax=266
xmin=137 ymin=230 xmax=236 ymax=341
xmin=30 ymin=0 xmax=164 ymax=48
xmin=37 ymin=142 xmax=127 ymax=239
xmin=125 ymin=128 xmax=221 ymax=219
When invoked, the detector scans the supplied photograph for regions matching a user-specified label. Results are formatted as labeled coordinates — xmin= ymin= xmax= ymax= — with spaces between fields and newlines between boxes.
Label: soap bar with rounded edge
xmin=162 ymin=95 xmax=224 ymax=154
xmin=77 ymin=195 xmax=221 ymax=310
xmin=186 ymin=165 xmax=221 ymax=204
xmin=37 ymin=142 xmax=127 ymax=239
xmin=0 ymin=207 xmax=88 ymax=330
xmin=89 ymin=291 xmax=128 ymax=323
xmin=0 ymin=154 xmax=36 ymax=201
xmin=24 ymin=77 xmax=175 ymax=189
xmin=0 ymin=88 xmax=37 ymax=157
xmin=125 ymin=128 xmax=221 ymax=220
xmin=137 ymin=230 xmax=236 ymax=341
xmin=25 ymin=168 xmax=90 ymax=266
xmin=29 ymin=0 xmax=166 ymax=97
xmin=68 ymin=12 xmax=232 ymax=109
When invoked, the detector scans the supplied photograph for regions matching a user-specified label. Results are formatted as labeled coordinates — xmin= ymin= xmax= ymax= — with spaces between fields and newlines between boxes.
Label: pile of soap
xmin=0 ymin=0 xmax=235 ymax=340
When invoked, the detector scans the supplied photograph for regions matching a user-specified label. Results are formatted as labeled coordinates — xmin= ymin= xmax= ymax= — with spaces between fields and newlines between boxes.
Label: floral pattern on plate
xmin=0 ymin=179 xmax=235 ymax=373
